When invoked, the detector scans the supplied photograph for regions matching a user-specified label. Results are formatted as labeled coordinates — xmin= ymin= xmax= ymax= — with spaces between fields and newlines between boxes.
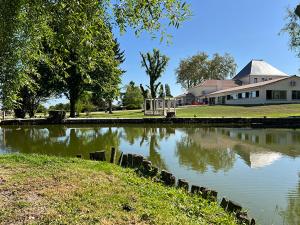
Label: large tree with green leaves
xmin=283 ymin=4 xmax=300 ymax=60
xmin=175 ymin=52 xmax=236 ymax=89
xmin=0 ymin=0 xmax=190 ymax=114
xmin=140 ymin=49 xmax=169 ymax=98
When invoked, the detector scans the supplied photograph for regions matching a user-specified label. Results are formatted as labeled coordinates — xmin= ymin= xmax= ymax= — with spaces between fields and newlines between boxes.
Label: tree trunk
xmin=108 ymin=100 xmax=113 ymax=114
xmin=70 ymin=96 xmax=76 ymax=118
xmin=28 ymin=110 xmax=35 ymax=118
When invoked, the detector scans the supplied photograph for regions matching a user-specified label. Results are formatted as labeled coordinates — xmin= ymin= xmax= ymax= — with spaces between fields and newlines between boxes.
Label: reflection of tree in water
xmin=282 ymin=174 xmax=300 ymax=225
xmin=2 ymin=126 xmax=120 ymax=158
xmin=121 ymin=126 xmax=175 ymax=170
xmin=175 ymin=128 xmax=236 ymax=173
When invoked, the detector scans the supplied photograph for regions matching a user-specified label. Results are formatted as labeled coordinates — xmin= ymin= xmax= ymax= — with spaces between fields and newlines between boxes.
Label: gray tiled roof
xmin=233 ymin=60 xmax=288 ymax=80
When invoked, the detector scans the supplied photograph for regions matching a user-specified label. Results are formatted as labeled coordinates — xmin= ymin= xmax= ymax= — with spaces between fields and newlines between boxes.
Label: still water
xmin=0 ymin=125 xmax=299 ymax=225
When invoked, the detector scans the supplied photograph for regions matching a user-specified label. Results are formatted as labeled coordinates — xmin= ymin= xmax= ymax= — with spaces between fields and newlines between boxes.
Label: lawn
xmin=0 ymin=154 xmax=237 ymax=225
xmin=79 ymin=104 xmax=300 ymax=118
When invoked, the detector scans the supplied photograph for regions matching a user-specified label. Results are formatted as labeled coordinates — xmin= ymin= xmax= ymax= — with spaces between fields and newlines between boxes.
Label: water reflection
xmin=281 ymin=173 xmax=300 ymax=225
xmin=175 ymin=128 xmax=236 ymax=172
xmin=0 ymin=125 xmax=300 ymax=224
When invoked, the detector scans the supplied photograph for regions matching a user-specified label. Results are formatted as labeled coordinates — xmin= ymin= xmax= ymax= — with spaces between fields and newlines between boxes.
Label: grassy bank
xmin=79 ymin=104 xmax=300 ymax=118
xmin=0 ymin=154 xmax=237 ymax=225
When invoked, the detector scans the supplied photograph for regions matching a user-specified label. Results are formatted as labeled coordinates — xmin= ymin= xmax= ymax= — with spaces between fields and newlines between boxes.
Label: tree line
xmin=0 ymin=0 xmax=190 ymax=118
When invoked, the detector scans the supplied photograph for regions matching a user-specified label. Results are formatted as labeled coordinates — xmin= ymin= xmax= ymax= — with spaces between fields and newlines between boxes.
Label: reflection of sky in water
xmin=0 ymin=125 xmax=300 ymax=225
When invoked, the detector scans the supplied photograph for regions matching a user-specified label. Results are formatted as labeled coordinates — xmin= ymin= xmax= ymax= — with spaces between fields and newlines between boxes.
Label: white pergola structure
xmin=144 ymin=98 xmax=176 ymax=116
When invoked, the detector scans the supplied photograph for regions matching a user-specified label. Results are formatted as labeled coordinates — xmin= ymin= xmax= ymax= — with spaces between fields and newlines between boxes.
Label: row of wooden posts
xmin=76 ymin=148 xmax=256 ymax=225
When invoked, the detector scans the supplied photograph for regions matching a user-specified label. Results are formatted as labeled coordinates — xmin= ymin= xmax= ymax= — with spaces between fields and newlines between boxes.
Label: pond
xmin=0 ymin=125 xmax=299 ymax=225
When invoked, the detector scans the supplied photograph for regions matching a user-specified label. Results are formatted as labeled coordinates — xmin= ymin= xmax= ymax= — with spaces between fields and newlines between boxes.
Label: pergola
xmin=144 ymin=98 xmax=176 ymax=116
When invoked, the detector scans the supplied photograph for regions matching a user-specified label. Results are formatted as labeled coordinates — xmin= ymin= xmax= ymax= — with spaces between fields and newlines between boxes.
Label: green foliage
xmin=76 ymin=92 xmax=96 ymax=115
xmin=176 ymin=52 xmax=237 ymax=89
xmin=140 ymin=49 xmax=169 ymax=98
xmin=122 ymin=81 xmax=144 ymax=109
xmin=49 ymin=103 xmax=70 ymax=112
xmin=0 ymin=0 xmax=191 ymax=110
xmin=158 ymin=84 xmax=165 ymax=98
xmin=283 ymin=5 xmax=300 ymax=60
xmin=165 ymin=84 xmax=173 ymax=97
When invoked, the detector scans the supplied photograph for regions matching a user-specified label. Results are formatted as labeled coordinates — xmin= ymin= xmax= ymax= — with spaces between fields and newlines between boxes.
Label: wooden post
xmin=110 ymin=147 xmax=116 ymax=163
xmin=121 ymin=154 xmax=128 ymax=168
xmin=89 ymin=152 xmax=95 ymax=160
xmin=128 ymin=154 xmax=133 ymax=168
xmin=94 ymin=151 xmax=106 ymax=161
xmin=191 ymin=185 xmax=200 ymax=194
xmin=220 ymin=197 xmax=229 ymax=210
xmin=161 ymin=170 xmax=176 ymax=186
xmin=118 ymin=152 xmax=123 ymax=165
xmin=178 ymin=179 xmax=189 ymax=191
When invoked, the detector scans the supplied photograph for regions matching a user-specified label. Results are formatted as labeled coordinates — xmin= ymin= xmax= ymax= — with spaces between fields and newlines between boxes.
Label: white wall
xmin=249 ymin=75 xmax=288 ymax=84
xmin=209 ymin=76 xmax=300 ymax=105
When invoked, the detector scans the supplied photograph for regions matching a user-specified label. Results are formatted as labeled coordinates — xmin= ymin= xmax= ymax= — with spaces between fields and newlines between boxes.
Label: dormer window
xmin=290 ymin=81 xmax=296 ymax=87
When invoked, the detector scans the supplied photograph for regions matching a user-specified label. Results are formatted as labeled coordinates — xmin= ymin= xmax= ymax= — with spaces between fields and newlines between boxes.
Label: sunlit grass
xmin=78 ymin=104 xmax=300 ymax=118
xmin=0 ymin=154 xmax=237 ymax=225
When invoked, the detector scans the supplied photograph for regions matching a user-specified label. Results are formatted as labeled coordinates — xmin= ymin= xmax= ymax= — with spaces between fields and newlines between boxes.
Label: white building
xmin=176 ymin=60 xmax=300 ymax=105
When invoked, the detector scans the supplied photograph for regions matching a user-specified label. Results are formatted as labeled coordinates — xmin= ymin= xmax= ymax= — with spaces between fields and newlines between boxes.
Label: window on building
xmin=256 ymin=91 xmax=260 ymax=97
xmin=251 ymin=91 xmax=259 ymax=98
xmin=266 ymin=90 xmax=287 ymax=100
xmin=292 ymin=91 xmax=300 ymax=100
xmin=262 ymin=78 xmax=265 ymax=82
xmin=254 ymin=78 xmax=258 ymax=83
xmin=238 ymin=93 xmax=242 ymax=99
xmin=245 ymin=92 xmax=250 ymax=98
xmin=227 ymin=95 xmax=231 ymax=100
xmin=290 ymin=81 xmax=296 ymax=87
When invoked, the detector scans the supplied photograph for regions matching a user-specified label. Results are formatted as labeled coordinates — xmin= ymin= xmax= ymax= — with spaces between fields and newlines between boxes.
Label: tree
xmin=122 ymin=81 xmax=144 ymax=109
xmin=104 ymin=38 xmax=126 ymax=114
xmin=165 ymin=84 xmax=172 ymax=97
xmin=158 ymin=84 xmax=165 ymax=98
xmin=140 ymin=84 xmax=150 ymax=99
xmin=140 ymin=49 xmax=169 ymax=98
xmin=13 ymin=61 xmax=58 ymax=118
xmin=283 ymin=5 xmax=300 ymax=59
xmin=175 ymin=52 xmax=236 ymax=89
xmin=76 ymin=92 xmax=95 ymax=115
xmin=0 ymin=0 xmax=191 ymax=111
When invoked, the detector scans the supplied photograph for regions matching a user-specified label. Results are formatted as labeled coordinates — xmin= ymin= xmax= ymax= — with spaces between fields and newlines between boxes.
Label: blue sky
xmin=48 ymin=0 xmax=300 ymax=106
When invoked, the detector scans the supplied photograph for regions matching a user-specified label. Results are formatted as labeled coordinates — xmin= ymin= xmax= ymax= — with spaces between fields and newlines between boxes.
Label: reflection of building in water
xmin=177 ymin=127 xmax=300 ymax=169
xmin=223 ymin=128 xmax=300 ymax=158
xmin=249 ymin=152 xmax=282 ymax=168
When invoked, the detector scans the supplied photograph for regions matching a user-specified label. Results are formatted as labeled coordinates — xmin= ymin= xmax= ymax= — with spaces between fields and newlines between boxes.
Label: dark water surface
xmin=0 ymin=125 xmax=299 ymax=225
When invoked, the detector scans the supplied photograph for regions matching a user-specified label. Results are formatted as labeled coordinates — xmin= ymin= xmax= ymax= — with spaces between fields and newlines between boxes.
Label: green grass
xmin=0 ymin=154 xmax=237 ymax=225
xmin=79 ymin=104 xmax=300 ymax=118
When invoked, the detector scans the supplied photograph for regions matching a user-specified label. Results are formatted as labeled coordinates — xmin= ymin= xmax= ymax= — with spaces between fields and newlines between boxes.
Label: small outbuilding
xmin=144 ymin=98 xmax=176 ymax=116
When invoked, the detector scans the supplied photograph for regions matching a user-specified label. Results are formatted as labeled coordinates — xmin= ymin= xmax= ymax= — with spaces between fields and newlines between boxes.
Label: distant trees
xmin=140 ymin=49 xmax=169 ymax=98
xmin=165 ymin=84 xmax=172 ymax=97
xmin=158 ymin=85 xmax=165 ymax=98
xmin=175 ymin=52 xmax=237 ymax=89
xmin=122 ymin=81 xmax=144 ymax=109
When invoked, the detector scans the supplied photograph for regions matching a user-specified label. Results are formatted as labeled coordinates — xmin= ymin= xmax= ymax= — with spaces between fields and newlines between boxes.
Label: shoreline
xmin=1 ymin=117 xmax=300 ymax=128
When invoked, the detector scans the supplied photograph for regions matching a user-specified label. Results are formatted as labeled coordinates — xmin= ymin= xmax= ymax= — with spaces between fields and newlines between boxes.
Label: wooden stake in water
xmin=110 ymin=147 xmax=116 ymax=163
